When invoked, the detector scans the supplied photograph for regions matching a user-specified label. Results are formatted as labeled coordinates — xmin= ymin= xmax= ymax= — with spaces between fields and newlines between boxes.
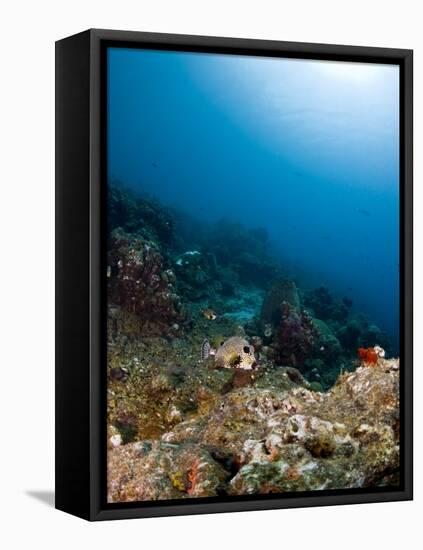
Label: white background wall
xmin=0 ymin=0 xmax=420 ymax=548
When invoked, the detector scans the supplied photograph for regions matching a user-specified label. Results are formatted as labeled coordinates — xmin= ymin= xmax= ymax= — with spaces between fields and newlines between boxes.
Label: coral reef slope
xmin=108 ymin=357 xmax=399 ymax=501
xmin=106 ymin=185 xmax=400 ymax=503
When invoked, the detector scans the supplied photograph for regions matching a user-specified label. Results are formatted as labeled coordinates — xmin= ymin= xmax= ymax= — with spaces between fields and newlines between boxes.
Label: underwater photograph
xmin=106 ymin=47 xmax=400 ymax=503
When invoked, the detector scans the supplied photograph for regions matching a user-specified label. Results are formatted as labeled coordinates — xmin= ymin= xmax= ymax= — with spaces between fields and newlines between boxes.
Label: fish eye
xmin=243 ymin=346 xmax=251 ymax=354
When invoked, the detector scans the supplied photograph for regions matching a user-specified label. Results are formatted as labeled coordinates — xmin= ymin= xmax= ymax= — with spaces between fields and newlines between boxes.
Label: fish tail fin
xmin=201 ymin=339 xmax=211 ymax=361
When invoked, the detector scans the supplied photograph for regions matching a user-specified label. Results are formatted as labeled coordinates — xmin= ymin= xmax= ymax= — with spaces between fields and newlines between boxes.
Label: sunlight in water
xmin=312 ymin=59 xmax=383 ymax=83
xmin=105 ymin=47 xmax=402 ymax=503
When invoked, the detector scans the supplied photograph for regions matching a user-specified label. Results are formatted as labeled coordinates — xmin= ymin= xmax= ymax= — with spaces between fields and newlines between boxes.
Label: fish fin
xmin=201 ymin=339 xmax=211 ymax=361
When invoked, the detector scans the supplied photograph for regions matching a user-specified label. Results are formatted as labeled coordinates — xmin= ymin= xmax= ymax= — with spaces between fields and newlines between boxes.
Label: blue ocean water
xmin=107 ymin=47 xmax=399 ymax=346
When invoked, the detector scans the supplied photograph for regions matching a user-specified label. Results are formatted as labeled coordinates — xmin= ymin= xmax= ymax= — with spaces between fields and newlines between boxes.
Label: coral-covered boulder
xmin=108 ymin=184 xmax=174 ymax=244
xmin=336 ymin=319 xmax=362 ymax=350
xmin=303 ymin=286 xmax=349 ymax=322
xmin=108 ymin=229 xmax=185 ymax=336
xmin=174 ymin=250 xmax=216 ymax=301
xmin=154 ymin=358 xmax=400 ymax=496
xmin=312 ymin=318 xmax=343 ymax=360
xmin=108 ymin=441 xmax=228 ymax=502
xmin=260 ymin=279 xmax=301 ymax=328
xmin=107 ymin=348 xmax=400 ymax=499
xmin=272 ymin=302 xmax=318 ymax=368
xmin=204 ymin=220 xmax=280 ymax=288
xmin=234 ymin=252 xmax=279 ymax=287
xmin=227 ymin=358 xmax=400 ymax=495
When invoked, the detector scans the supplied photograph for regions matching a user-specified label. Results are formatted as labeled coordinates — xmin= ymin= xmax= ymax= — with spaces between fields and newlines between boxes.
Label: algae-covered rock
xmin=108 ymin=184 xmax=174 ymax=244
xmin=303 ymin=286 xmax=349 ymax=322
xmin=312 ymin=318 xmax=342 ymax=359
xmin=108 ymin=337 xmax=399 ymax=501
xmin=272 ymin=302 xmax=318 ymax=368
xmin=108 ymin=230 xmax=186 ymax=336
xmin=260 ymin=279 xmax=301 ymax=328
xmin=107 ymin=295 xmax=400 ymax=501
xmin=105 ymin=184 xmax=400 ymax=504
xmin=108 ymin=441 xmax=229 ymax=502
xmin=227 ymin=358 xmax=400 ymax=495
xmin=159 ymin=358 xmax=399 ymax=496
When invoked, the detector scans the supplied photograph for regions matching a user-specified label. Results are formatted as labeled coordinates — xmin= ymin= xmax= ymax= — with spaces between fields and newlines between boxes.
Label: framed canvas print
xmin=55 ymin=29 xmax=413 ymax=521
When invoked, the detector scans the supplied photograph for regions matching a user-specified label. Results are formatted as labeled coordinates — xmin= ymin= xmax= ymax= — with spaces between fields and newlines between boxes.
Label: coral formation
xmin=106 ymin=184 xmax=400 ymax=503
xmin=304 ymin=286 xmax=349 ymax=322
xmin=108 ymin=357 xmax=399 ymax=500
xmin=108 ymin=229 xmax=185 ymax=336
xmin=174 ymin=250 xmax=215 ymax=301
xmin=272 ymin=302 xmax=318 ymax=368
xmin=260 ymin=279 xmax=301 ymax=327
xmin=109 ymin=184 xmax=174 ymax=244
xmin=204 ymin=219 xmax=280 ymax=288
xmin=108 ymin=441 xmax=228 ymax=501
xmin=312 ymin=318 xmax=342 ymax=361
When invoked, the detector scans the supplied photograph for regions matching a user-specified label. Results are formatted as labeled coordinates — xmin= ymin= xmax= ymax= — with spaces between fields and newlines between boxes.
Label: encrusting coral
xmin=108 ymin=354 xmax=400 ymax=500
xmin=106 ymin=184 xmax=400 ymax=503
xmin=303 ymin=286 xmax=349 ymax=322
xmin=108 ymin=441 xmax=228 ymax=502
xmin=108 ymin=229 xmax=186 ymax=336
xmin=272 ymin=301 xmax=318 ymax=368
xmin=260 ymin=278 xmax=301 ymax=327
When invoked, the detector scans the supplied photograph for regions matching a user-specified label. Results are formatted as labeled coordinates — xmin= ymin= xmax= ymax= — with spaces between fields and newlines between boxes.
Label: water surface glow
xmin=108 ymin=48 xmax=399 ymax=342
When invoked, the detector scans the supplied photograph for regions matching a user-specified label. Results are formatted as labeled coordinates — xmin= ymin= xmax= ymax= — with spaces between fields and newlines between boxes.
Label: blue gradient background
xmin=107 ymin=47 xmax=399 ymax=344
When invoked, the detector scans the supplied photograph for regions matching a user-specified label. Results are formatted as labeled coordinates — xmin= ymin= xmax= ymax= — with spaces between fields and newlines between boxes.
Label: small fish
xmin=357 ymin=208 xmax=371 ymax=217
xmin=152 ymin=162 xmax=158 ymax=168
xmin=202 ymin=308 xmax=217 ymax=320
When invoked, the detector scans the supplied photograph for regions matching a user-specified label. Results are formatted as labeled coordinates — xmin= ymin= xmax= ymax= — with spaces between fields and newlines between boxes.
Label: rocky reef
xmin=108 ymin=356 xmax=399 ymax=501
xmin=108 ymin=184 xmax=174 ymax=244
xmin=203 ymin=219 xmax=280 ymax=288
xmin=272 ymin=302 xmax=318 ymax=368
xmin=106 ymin=183 xmax=400 ymax=503
xmin=108 ymin=229 xmax=186 ymax=337
xmin=304 ymin=286 xmax=349 ymax=323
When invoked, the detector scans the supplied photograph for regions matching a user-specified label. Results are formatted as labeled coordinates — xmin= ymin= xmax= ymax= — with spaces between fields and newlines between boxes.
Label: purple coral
xmin=273 ymin=301 xmax=318 ymax=367
xmin=108 ymin=230 xmax=185 ymax=335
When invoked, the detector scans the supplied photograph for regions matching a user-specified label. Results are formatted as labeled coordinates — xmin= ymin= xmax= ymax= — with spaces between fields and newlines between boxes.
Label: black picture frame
xmin=55 ymin=28 xmax=413 ymax=521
